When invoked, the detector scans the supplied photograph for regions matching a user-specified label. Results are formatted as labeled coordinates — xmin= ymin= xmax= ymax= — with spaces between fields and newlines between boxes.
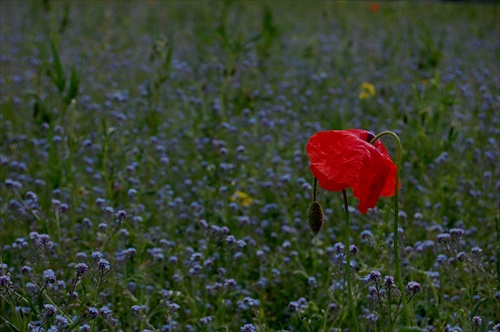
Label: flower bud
xmin=307 ymin=201 xmax=324 ymax=235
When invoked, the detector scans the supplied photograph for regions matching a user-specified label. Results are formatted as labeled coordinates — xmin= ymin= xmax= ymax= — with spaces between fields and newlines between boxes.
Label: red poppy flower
xmin=370 ymin=2 xmax=380 ymax=12
xmin=306 ymin=129 xmax=399 ymax=214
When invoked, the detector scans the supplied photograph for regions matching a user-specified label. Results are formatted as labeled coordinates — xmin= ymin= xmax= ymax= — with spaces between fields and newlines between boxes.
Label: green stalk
xmin=313 ymin=177 xmax=318 ymax=201
xmin=370 ymin=131 xmax=413 ymax=325
xmin=342 ymin=189 xmax=359 ymax=331
xmin=495 ymin=216 xmax=499 ymax=290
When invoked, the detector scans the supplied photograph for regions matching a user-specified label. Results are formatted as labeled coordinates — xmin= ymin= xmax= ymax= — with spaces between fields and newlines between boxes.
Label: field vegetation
xmin=0 ymin=1 xmax=499 ymax=331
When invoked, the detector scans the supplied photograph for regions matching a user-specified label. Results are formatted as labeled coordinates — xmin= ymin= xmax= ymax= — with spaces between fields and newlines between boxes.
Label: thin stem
xmin=370 ymin=131 xmax=413 ymax=325
xmin=3 ymin=291 xmax=22 ymax=329
xmin=387 ymin=284 xmax=393 ymax=328
xmin=0 ymin=314 xmax=20 ymax=332
xmin=496 ymin=216 xmax=499 ymax=290
xmin=101 ymin=222 xmax=121 ymax=253
xmin=342 ymin=190 xmax=359 ymax=331
xmin=313 ymin=177 xmax=318 ymax=201
xmin=62 ymin=276 xmax=79 ymax=318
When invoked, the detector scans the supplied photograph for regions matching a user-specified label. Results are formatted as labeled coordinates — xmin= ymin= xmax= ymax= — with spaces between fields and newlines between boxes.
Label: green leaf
xmin=49 ymin=39 xmax=66 ymax=93
xmin=33 ymin=98 xmax=51 ymax=124
xmin=471 ymin=297 xmax=487 ymax=318
xmin=59 ymin=2 xmax=71 ymax=35
xmin=64 ymin=67 xmax=79 ymax=105
xmin=33 ymin=100 xmax=39 ymax=119
xmin=163 ymin=37 xmax=174 ymax=72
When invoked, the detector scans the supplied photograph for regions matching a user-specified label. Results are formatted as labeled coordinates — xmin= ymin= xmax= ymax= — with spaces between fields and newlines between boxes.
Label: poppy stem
xmin=370 ymin=131 xmax=414 ymax=326
xmin=312 ymin=177 xmax=318 ymax=201
xmin=342 ymin=189 xmax=359 ymax=332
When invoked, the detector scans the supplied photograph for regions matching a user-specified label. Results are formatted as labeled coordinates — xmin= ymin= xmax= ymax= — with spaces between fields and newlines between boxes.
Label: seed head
xmin=307 ymin=201 xmax=324 ymax=235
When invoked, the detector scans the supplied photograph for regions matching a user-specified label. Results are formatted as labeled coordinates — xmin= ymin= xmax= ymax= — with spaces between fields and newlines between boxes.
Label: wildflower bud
xmin=472 ymin=316 xmax=482 ymax=327
xmin=127 ymin=189 xmax=137 ymax=200
xmin=200 ymin=316 xmax=213 ymax=326
xmin=51 ymin=199 xmax=61 ymax=208
xmin=236 ymin=239 xmax=246 ymax=249
xmin=88 ymin=307 xmax=99 ymax=319
xmin=360 ymin=230 xmax=374 ymax=243
xmin=369 ymin=270 xmax=382 ymax=284
xmin=75 ymin=263 xmax=88 ymax=277
xmin=224 ymin=278 xmax=237 ymax=290
xmin=241 ymin=324 xmax=257 ymax=332
xmin=333 ymin=242 xmax=345 ymax=253
xmin=38 ymin=234 xmax=51 ymax=245
xmin=43 ymin=304 xmax=57 ymax=317
xmin=307 ymin=201 xmax=324 ymax=235
xmin=91 ymin=251 xmax=103 ymax=262
xmin=169 ymin=303 xmax=180 ymax=313
xmin=405 ymin=281 xmax=422 ymax=296
xmin=82 ymin=218 xmax=93 ymax=228
xmin=55 ymin=315 xmax=69 ymax=329
xmin=116 ymin=210 xmax=127 ymax=221
xmin=68 ymin=291 xmax=78 ymax=300
xmin=130 ymin=305 xmax=142 ymax=315
xmin=384 ymin=275 xmax=395 ymax=287
xmin=367 ymin=313 xmax=378 ymax=324
xmin=449 ymin=228 xmax=464 ymax=239
xmin=0 ymin=275 xmax=13 ymax=288
xmin=437 ymin=233 xmax=451 ymax=245
xmin=21 ymin=266 xmax=32 ymax=274
xmin=59 ymin=203 xmax=69 ymax=213
xmin=80 ymin=324 xmax=91 ymax=332
xmin=308 ymin=277 xmax=317 ymax=288
xmin=471 ymin=246 xmax=483 ymax=257
xmin=243 ymin=296 xmax=260 ymax=308
xmin=104 ymin=206 xmax=115 ymax=218
xmin=97 ymin=259 xmax=110 ymax=272
xmin=288 ymin=301 xmax=299 ymax=312
xmin=225 ymin=235 xmax=236 ymax=246
xmin=43 ymin=269 xmax=56 ymax=284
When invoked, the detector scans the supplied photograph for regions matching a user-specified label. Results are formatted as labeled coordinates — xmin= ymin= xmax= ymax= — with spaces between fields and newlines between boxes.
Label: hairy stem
xmin=313 ymin=177 xmax=318 ymax=201
xmin=370 ymin=131 xmax=413 ymax=325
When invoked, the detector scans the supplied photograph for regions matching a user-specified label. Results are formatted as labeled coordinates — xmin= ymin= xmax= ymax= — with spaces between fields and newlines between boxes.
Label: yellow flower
xmin=231 ymin=191 xmax=253 ymax=207
xmin=359 ymin=82 xmax=376 ymax=100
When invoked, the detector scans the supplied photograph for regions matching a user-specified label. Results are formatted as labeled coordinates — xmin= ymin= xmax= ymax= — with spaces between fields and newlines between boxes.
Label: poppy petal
xmin=351 ymin=149 xmax=390 ymax=213
xmin=306 ymin=130 xmax=371 ymax=193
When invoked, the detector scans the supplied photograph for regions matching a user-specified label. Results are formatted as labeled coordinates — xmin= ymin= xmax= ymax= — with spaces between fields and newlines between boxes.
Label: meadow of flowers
xmin=0 ymin=1 xmax=499 ymax=331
